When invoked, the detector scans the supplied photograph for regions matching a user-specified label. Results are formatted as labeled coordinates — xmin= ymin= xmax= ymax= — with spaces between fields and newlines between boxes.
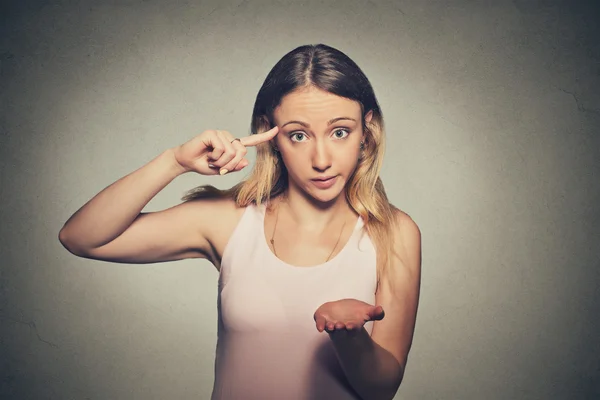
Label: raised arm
xmin=58 ymin=127 xmax=279 ymax=264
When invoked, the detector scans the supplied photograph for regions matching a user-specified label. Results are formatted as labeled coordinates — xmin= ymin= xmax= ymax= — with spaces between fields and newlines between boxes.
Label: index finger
xmin=239 ymin=126 xmax=279 ymax=147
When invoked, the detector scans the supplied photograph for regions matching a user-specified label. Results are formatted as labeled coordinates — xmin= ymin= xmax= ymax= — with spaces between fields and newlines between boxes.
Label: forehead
xmin=273 ymin=87 xmax=362 ymax=122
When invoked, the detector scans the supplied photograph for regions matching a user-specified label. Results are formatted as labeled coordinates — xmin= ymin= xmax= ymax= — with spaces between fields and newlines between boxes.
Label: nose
xmin=311 ymin=139 xmax=332 ymax=172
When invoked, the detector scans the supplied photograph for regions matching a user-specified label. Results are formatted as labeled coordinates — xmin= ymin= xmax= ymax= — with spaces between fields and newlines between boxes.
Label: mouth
xmin=310 ymin=175 xmax=338 ymax=189
xmin=311 ymin=176 xmax=336 ymax=182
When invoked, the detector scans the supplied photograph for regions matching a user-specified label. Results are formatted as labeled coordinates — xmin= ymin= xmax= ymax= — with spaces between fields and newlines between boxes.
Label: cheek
xmin=340 ymin=146 xmax=361 ymax=164
xmin=343 ymin=159 xmax=360 ymax=174
xmin=278 ymin=150 xmax=300 ymax=172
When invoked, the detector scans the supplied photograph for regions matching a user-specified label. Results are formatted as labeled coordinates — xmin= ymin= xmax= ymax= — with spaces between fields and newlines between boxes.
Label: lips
xmin=310 ymin=175 xmax=338 ymax=189
xmin=311 ymin=176 xmax=336 ymax=181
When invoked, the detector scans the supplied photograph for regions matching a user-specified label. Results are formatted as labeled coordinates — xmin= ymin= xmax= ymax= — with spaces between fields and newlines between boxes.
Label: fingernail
xmin=219 ymin=168 xmax=229 ymax=175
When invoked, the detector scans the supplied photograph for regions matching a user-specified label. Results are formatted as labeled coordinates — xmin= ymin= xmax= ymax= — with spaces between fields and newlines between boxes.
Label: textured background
xmin=1 ymin=0 xmax=599 ymax=399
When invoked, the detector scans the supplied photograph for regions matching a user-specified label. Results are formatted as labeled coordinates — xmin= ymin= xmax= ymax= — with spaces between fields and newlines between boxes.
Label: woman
xmin=59 ymin=44 xmax=421 ymax=400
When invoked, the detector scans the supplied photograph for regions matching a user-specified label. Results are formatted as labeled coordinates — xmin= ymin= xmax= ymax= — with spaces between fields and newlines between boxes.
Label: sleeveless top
xmin=211 ymin=203 xmax=377 ymax=400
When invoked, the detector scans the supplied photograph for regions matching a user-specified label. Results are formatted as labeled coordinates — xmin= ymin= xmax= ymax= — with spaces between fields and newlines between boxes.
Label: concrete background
xmin=1 ymin=0 xmax=599 ymax=398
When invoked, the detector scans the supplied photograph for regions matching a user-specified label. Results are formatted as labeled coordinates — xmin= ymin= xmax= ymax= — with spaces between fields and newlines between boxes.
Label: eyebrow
xmin=281 ymin=117 xmax=357 ymax=128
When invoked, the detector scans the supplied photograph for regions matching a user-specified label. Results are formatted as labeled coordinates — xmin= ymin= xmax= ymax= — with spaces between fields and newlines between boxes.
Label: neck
xmin=275 ymin=186 xmax=353 ymax=232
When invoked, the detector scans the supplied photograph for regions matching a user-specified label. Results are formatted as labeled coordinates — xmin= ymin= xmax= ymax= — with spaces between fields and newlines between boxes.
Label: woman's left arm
xmin=329 ymin=211 xmax=422 ymax=400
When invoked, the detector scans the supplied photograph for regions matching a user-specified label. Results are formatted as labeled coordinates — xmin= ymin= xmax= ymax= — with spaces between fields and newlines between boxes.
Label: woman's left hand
xmin=313 ymin=299 xmax=385 ymax=333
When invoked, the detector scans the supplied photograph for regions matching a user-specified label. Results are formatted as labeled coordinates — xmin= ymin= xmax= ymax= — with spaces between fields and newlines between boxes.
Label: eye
xmin=333 ymin=128 xmax=350 ymax=139
xmin=289 ymin=132 xmax=307 ymax=142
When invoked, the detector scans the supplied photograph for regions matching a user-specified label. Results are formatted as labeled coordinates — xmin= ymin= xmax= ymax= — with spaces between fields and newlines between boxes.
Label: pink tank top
xmin=211 ymin=203 xmax=377 ymax=400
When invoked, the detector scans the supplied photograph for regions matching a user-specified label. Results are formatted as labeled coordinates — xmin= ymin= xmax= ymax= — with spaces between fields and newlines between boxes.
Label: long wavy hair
xmin=182 ymin=44 xmax=400 ymax=293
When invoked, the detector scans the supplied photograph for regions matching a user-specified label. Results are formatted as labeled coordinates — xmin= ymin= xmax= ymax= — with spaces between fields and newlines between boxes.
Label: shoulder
xmin=390 ymin=207 xmax=421 ymax=272
xmin=392 ymin=208 xmax=421 ymax=243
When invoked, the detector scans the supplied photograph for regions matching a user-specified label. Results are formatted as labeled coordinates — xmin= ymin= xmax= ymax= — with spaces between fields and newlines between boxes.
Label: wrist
xmin=165 ymin=147 xmax=189 ymax=176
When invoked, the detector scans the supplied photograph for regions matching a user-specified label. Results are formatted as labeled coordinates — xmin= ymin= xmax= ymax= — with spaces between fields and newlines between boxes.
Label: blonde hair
xmin=182 ymin=44 xmax=401 ymax=293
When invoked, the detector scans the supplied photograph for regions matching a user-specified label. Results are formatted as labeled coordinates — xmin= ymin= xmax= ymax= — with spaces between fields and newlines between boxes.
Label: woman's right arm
xmin=58 ymin=127 xmax=279 ymax=264
xmin=58 ymin=148 xmax=213 ymax=263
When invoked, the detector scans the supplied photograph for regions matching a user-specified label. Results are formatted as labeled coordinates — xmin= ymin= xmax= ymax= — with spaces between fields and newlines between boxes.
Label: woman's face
xmin=272 ymin=86 xmax=372 ymax=203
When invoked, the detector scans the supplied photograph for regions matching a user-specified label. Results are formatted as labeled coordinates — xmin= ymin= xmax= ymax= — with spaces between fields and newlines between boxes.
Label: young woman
xmin=59 ymin=44 xmax=421 ymax=400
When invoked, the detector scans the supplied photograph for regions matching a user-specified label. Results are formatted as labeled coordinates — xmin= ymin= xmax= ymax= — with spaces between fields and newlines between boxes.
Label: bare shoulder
xmin=392 ymin=208 xmax=421 ymax=238
xmin=391 ymin=206 xmax=422 ymax=269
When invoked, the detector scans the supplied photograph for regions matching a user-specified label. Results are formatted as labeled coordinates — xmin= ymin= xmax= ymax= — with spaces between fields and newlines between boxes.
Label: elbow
xmin=58 ymin=228 xmax=72 ymax=251
xmin=363 ymin=382 xmax=402 ymax=400
xmin=357 ymin=366 xmax=404 ymax=400
xmin=58 ymin=230 xmax=73 ymax=255
xmin=383 ymin=364 xmax=405 ymax=399
xmin=357 ymin=387 xmax=397 ymax=400
xmin=58 ymin=228 xmax=70 ymax=250
xmin=58 ymin=229 xmax=85 ymax=257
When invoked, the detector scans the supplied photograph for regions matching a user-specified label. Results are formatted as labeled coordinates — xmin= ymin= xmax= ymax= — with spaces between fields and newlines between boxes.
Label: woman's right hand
xmin=173 ymin=126 xmax=279 ymax=176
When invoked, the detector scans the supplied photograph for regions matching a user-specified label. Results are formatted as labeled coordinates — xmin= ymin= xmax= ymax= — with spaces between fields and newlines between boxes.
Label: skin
xmin=271 ymin=85 xmax=373 ymax=231
xmin=268 ymin=86 xmax=421 ymax=399
xmin=60 ymin=82 xmax=420 ymax=399
xmin=186 ymin=84 xmax=419 ymax=398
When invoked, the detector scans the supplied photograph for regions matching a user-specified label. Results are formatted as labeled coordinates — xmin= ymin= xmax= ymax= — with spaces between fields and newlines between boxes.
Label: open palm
xmin=314 ymin=299 xmax=385 ymax=333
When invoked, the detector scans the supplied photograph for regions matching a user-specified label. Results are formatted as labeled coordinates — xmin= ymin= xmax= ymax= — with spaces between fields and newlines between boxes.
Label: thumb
xmin=368 ymin=305 xmax=385 ymax=321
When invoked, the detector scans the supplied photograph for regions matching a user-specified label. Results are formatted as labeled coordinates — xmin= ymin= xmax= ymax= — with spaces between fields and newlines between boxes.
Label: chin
xmin=305 ymin=180 xmax=346 ymax=203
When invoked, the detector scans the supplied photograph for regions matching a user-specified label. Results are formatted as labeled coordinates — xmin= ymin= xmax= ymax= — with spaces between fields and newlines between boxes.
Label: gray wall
xmin=1 ymin=0 xmax=599 ymax=399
